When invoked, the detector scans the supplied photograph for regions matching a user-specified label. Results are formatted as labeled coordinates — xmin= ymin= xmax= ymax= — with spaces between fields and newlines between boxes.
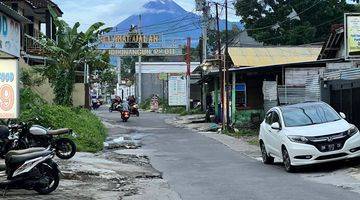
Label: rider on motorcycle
xmin=111 ymin=96 xmax=122 ymax=111
xmin=128 ymin=95 xmax=136 ymax=106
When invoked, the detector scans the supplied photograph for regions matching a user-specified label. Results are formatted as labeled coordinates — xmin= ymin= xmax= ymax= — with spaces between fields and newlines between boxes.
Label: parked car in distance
xmin=259 ymin=101 xmax=360 ymax=172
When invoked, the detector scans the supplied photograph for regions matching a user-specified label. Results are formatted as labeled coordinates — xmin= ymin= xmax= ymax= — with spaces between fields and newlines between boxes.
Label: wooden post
xmin=186 ymin=37 xmax=191 ymax=112
xmin=232 ymin=72 xmax=236 ymax=123
xmin=214 ymin=79 xmax=219 ymax=117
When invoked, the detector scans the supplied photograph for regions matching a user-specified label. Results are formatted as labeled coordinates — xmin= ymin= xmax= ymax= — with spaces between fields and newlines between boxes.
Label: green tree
xmin=99 ymin=69 xmax=117 ymax=94
xmin=207 ymin=27 xmax=241 ymax=53
xmin=34 ymin=7 xmax=110 ymax=106
xmin=234 ymin=0 xmax=359 ymax=45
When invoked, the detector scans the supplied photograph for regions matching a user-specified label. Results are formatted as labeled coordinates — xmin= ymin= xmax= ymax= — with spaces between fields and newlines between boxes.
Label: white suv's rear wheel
xmin=260 ymin=141 xmax=274 ymax=164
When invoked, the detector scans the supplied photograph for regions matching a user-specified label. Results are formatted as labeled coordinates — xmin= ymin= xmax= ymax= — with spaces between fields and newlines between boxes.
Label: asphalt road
xmin=99 ymin=108 xmax=360 ymax=200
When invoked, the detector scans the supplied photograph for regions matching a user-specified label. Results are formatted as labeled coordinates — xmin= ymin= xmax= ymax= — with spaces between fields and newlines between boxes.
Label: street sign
xmin=0 ymin=59 xmax=19 ymax=119
xmin=168 ymin=76 xmax=186 ymax=106
xmin=102 ymin=48 xmax=183 ymax=57
xmin=100 ymin=34 xmax=160 ymax=44
xmin=345 ymin=13 xmax=360 ymax=60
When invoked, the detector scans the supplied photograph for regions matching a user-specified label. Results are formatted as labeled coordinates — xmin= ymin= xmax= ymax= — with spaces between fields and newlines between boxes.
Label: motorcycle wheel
xmin=55 ymin=138 xmax=77 ymax=159
xmin=136 ymin=111 xmax=140 ymax=117
xmin=34 ymin=163 xmax=60 ymax=195
xmin=123 ymin=118 xmax=128 ymax=122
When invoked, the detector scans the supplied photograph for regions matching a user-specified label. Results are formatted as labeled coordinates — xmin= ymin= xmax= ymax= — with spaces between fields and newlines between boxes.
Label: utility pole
xmin=186 ymin=37 xmax=191 ymax=112
xmin=116 ymin=57 xmax=121 ymax=97
xmin=224 ymin=0 xmax=230 ymax=129
xmin=201 ymin=0 xmax=209 ymax=111
xmin=215 ymin=3 xmax=225 ymax=129
xmin=138 ymin=14 xmax=143 ymax=103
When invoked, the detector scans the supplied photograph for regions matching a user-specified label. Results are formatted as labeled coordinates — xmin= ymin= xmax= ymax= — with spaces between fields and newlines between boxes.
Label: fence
xmin=305 ymin=75 xmax=321 ymax=102
xmin=263 ymin=81 xmax=277 ymax=112
xmin=323 ymin=68 xmax=360 ymax=81
xmin=278 ymin=86 xmax=306 ymax=105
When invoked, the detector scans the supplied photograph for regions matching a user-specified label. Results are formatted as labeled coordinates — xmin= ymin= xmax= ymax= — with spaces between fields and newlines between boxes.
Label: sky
xmin=52 ymin=0 xmax=239 ymax=31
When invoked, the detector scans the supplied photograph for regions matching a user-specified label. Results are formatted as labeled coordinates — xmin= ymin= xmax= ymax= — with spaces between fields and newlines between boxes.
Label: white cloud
xmin=53 ymin=0 xmax=240 ymax=31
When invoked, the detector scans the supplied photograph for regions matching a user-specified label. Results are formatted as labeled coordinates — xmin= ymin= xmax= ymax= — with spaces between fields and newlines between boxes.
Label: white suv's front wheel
xmin=260 ymin=141 xmax=274 ymax=164
xmin=282 ymin=147 xmax=296 ymax=172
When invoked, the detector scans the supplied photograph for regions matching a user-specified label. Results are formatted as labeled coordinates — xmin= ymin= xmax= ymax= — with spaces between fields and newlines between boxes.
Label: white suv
xmin=259 ymin=102 xmax=360 ymax=172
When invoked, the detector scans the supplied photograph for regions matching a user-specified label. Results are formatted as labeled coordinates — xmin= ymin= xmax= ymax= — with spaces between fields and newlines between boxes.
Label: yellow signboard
xmin=100 ymin=34 xmax=160 ymax=44
xmin=345 ymin=13 xmax=360 ymax=59
xmin=0 ymin=59 xmax=19 ymax=119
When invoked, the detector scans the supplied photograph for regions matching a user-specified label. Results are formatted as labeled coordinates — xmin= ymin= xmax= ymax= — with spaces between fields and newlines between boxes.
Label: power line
xmin=233 ymin=15 xmax=343 ymax=46
xmin=162 ymin=27 xmax=201 ymax=36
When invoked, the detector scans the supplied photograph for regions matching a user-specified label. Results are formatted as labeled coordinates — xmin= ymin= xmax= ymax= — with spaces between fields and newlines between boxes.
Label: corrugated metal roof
xmin=229 ymin=47 xmax=322 ymax=67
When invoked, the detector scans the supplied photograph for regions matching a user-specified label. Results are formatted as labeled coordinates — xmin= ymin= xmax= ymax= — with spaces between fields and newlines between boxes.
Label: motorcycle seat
xmin=6 ymin=147 xmax=46 ymax=156
xmin=48 ymin=128 xmax=71 ymax=135
xmin=6 ymin=150 xmax=52 ymax=164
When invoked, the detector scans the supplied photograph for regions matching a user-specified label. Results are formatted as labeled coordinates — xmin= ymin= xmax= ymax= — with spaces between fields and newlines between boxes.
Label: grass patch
xmin=247 ymin=138 xmax=259 ymax=146
xmin=227 ymin=129 xmax=258 ymax=138
xmin=179 ymin=108 xmax=205 ymax=116
xmin=165 ymin=106 xmax=186 ymax=114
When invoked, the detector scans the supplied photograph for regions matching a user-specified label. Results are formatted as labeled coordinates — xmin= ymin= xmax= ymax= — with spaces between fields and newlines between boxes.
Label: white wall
xmin=135 ymin=62 xmax=199 ymax=74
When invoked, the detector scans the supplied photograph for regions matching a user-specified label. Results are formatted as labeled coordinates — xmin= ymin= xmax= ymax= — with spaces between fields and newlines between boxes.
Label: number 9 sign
xmin=0 ymin=84 xmax=14 ymax=111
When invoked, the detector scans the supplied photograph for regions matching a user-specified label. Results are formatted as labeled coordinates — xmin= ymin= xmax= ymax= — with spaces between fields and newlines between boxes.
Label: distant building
xmin=135 ymin=62 xmax=200 ymax=105
xmin=0 ymin=2 xmax=30 ymax=58
xmin=1 ymin=0 xmax=88 ymax=107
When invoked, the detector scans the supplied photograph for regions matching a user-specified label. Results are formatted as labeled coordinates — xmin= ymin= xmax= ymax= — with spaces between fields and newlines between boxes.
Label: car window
xmin=272 ymin=112 xmax=280 ymax=124
xmin=282 ymin=103 xmax=341 ymax=127
xmin=265 ymin=112 xmax=273 ymax=124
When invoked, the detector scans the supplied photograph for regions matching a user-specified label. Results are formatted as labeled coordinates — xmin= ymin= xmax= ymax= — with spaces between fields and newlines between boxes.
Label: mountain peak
xmin=143 ymin=0 xmax=186 ymax=14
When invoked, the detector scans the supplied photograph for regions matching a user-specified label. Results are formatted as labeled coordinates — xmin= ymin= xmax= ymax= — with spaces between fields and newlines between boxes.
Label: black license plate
xmin=320 ymin=143 xmax=342 ymax=152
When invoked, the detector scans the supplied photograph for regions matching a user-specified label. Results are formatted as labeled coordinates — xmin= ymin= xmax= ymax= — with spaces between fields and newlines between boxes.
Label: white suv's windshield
xmin=282 ymin=103 xmax=341 ymax=127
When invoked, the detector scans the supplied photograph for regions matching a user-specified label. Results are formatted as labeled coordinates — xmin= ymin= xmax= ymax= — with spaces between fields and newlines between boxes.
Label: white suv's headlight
xmin=287 ymin=135 xmax=309 ymax=144
xmin=348 ymin=125 xmax=359 ymax=137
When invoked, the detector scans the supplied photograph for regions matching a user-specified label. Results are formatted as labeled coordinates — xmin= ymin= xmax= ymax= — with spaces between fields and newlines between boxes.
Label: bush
xmin=140 ymin=98 xmax=151 ymax=110
xmin=19 ymin=88 xmax=107 ymax=152
xmin=20 ymin=88 xmax=46 ymax=111
xmin=234 ymin=110 xmax=264 ymax=129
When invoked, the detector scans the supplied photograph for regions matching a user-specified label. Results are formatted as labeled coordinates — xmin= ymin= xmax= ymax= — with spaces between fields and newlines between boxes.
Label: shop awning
xmin=228 ymin=47 xmax=322 ymax=67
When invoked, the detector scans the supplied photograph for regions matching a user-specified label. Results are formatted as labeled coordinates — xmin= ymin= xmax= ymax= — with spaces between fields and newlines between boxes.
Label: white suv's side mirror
xmin=340 ymin=112 xmax=346 ymax=119
xmin=271 ymin=122 xmax=281 ymax=130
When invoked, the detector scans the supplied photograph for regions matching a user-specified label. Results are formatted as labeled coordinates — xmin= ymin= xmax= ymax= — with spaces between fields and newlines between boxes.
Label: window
xmin=282 ymin=103 xmax=341 ymax=127
xmin=265 ymin=112 xmax=273 ymax=124
xmin=272 ymin=112 xmax=280 ymax=124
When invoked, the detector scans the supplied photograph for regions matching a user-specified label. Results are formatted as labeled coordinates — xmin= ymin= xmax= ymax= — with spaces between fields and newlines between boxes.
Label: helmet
xmin=0 ymin=125 xmax=9 ymax=140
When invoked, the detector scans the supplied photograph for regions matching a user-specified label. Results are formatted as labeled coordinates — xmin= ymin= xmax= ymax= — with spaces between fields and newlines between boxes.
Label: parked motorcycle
xmin=130 ymin=104 xmax=140 ymax=117
xmin=205 ymin=106 xmax=215 ymax=122
xmin=9 ymin=123 xmax=77 ymax=160
xmin=121 ymin=110 xmax=130 ymax=122
xmin=0 ymin=127 xmax=60 ymax=194
xmin=0 ymin=126 xmax=21 ymax=159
